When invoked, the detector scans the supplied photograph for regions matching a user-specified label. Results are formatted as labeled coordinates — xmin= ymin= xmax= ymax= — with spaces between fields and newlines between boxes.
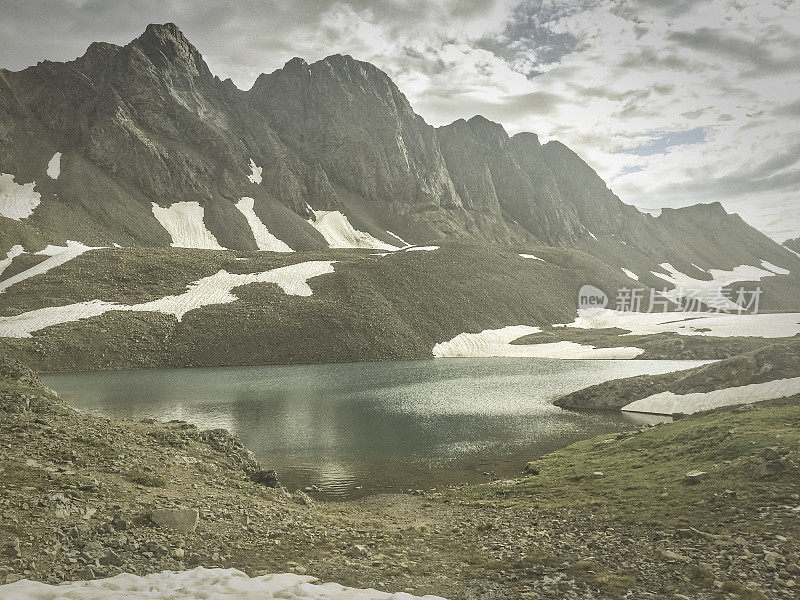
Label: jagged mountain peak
xmin=128 ymin=22 xmax=211 ymax=79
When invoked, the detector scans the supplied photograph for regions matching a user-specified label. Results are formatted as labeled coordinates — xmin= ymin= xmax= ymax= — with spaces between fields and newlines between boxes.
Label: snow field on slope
xmin=0 ymin=242 xmax=99 ymax=294
xmin=0 ymin=261 xmax=336 ymax=338
xmin=307 ymin=209 xmax=399 ymax=250
xmin=151 ymin=201 xmax=225 ymax=250
xmin=235 ymin=197 xmax=293 ymax=252
xmin=47 ymin=152 xmax=62 ymax=179
xmin=0 ymin=173 xmax=40 ymax=220
xmin=562 ymin=309 xmax=800 ymax=338
xmin=650 ymin=262 xmax=779 ymax=311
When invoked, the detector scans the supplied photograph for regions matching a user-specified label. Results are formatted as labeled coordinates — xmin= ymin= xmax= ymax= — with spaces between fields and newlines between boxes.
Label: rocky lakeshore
xmin=554 ymin=339 xmax=800 ymax=412
xmin=1 ymin=358 xmax=799 ymax=599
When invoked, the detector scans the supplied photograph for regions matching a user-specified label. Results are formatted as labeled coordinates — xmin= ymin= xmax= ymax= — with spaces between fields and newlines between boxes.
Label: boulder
xmin=150 ymin=508 xmax=199 ymax=533
xmin=685 ymin=470 xmax=707 ymax=484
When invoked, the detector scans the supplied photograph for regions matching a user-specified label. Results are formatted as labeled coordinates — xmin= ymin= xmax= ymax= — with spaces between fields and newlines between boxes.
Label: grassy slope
xmin=555 ymin=339 xmax=800 ymax=410
xmin=0 ymin=243 xmax=642 ymax=371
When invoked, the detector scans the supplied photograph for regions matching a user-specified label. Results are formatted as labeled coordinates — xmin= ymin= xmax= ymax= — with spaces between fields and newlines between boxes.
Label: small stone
xmin=111 ymin=514 xmax=129 ymax=531
xmin=346 ymin=544 xmax=370 ymax=558
xmin=150 ymin=508 xmax=199 ymax=533
xmin=171 ymin=548 xmax=185 ymax=559
xmin=592 ymin=471 xmax=604 ymax=478
xmin=685 ymin=470 xmax=707 ymax=484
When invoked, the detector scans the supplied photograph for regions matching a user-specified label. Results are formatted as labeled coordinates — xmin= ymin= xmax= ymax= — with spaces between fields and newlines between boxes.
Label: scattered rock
xmin=685 ymin=470 xmax=707 ymax=484
xmin=346 ymin=544 xmax=370 ymax=558
xmin=150 ymin=508 xmax=199 ymax=533
xmin=250 ymin=468 xmax=279 ymax=488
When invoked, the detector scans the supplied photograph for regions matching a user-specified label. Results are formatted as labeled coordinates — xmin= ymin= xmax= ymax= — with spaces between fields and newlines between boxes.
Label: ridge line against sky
xmin=0 ymin=0 xmax=798 ymax=241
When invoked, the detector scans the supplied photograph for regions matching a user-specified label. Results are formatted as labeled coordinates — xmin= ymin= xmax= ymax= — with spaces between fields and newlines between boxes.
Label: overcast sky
xmin=1 ymin=0 xmax=798 ymax=241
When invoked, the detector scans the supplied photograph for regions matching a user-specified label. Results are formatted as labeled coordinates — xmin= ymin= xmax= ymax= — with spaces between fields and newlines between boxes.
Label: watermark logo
xmin=580 ymin=285 xmax=763 ymax=314
xmin=578 ymin=284 xmax=609 ymax=310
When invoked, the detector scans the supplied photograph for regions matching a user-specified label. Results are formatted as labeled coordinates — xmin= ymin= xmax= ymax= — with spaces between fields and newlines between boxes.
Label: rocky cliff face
xmin=0 ymin=23 xmax=794 ymax=271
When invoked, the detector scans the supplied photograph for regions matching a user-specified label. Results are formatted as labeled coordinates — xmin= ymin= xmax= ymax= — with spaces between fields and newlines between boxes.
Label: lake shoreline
xmin=41 ymin=357 xmax=698 ymax=499
xmin=2 ymin=358 xmax=799 ymax=598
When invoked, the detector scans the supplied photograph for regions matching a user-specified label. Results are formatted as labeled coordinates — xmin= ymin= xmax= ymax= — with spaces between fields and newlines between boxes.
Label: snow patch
xmin=404 ymin=245 xmax=439 ymax=252
xmin=0 ymin=245 xmax=25 ymax=277
xmin=586 ymin=230 xmax=598 ymax=241
xmin=386 ymin=230 xmax=409 ymax=246
xmin=308 ymin=208 xmax=398 ymax=250
xmin=0 ymin=173 xmax=41 ymax=220
xmin=621 ymin=267 xmax=639 ymax=281
xmin=691 ymin=263 xmax=707 ymax=273
xmin=0 ymin=261 xmax=335 ymax=337
xmin=247 ymin=159 xmax=262 ymax=184
xmin=151 ymin=202 xmax=225 ymax=250
xmin=47 ymin=152 xmax=62 ymax=179
xmin=622 ymin=376 xmax=800 ymax=416
xmin=562 ymin=308 xmax=800 ymax=338
xmin=432 ymin=326 xmax=643 ymax=359
xmin=235 ymin=197 xmax=293 ymax=252
xmin=519 ymin=253 xmax=544 ymax=261
xmin=651 ymin=262 xmax=776 ymax=311
xmin=760 ymin=260 xmax=790 ymax=275
xmin=784 ymin=245 xmax=800 ymax=259
xmin=0 ymin=241 xmax=99 ymax=294
xmin=0 ymin=567 xmax=449 ymax=600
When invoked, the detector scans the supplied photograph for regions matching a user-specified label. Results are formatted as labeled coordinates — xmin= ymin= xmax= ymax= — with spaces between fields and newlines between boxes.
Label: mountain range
xmin=1 ymin=23 xmax=799 ymax=371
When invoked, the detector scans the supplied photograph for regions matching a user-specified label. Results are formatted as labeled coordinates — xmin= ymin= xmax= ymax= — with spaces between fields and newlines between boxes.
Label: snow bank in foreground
xmin=562 ymin=308 xmax=800 ymax=338
xmin=0 ymin=241 xmax=99 ymax=294
xmin=0 ymin=261 xmax=335 ymax=337
xmin=621 ymin=267 xmax=639 ymax=281
xmin=47 ymin=152 xmax=62 ymax=179
xmin=0 ymin=173 xmax=41 ymax=220
xmin=308 ymin=209 xmax=398 ymax=250
xmin=432 ymin=326 xmax=643 ymax=359
xmin=650 ymin=262 xmax=777 ymax=311
xmin=0 ymin=244 xmax=25 ymax=277
xmin=235 ymin=197 xmax=293 ymax=252
xmin=622 ymin=376 xmax=800 ymax=415
xmin=0 ymin=567 xmax=449 ymax=600
xmin=247 ymin=159 xmax=263 ymax=184
xmin=151 ymin=202 xmax=225 ymax=250
xmin=519 ymin=253 xmax=544 ymax=261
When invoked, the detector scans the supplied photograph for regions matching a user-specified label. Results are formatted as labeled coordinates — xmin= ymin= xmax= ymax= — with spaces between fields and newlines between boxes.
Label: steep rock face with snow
xmin=0 ymin=22 xmax=797 ymax=279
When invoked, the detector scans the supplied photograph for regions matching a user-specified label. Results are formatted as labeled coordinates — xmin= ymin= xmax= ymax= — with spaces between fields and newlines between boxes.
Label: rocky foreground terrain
xmin=2 ymin=358 xmax=799 ymax=599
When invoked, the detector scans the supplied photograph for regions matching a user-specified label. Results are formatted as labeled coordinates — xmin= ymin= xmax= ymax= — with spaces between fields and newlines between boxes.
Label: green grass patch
xmin=451 ymin=400 xmax=800 ymax=530
xmin=125 ymin=468 xmax=167 ymax=488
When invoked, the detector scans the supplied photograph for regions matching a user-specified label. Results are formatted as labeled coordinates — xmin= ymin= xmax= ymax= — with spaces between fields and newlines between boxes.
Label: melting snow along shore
xmin=622 ymin=376 xmax=800 ymax=416
xmin=0 ymin=567 xmax=449 ymax=600
xmin=432 ymin=326 xmax=644 ymax=359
